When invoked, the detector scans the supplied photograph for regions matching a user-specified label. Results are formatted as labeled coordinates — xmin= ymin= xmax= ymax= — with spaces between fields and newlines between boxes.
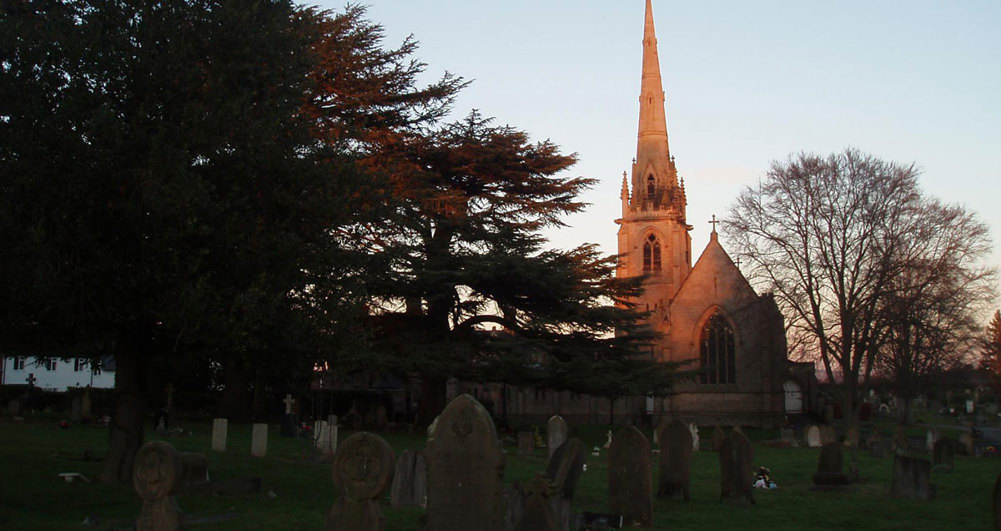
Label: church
xmin=612 ymin=0 xmax=814 ymax=427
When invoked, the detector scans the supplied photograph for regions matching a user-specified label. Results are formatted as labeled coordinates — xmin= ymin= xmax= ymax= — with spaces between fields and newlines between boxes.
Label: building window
xmin=643 ymin=234 xmax=662 ymax=272
xmin=699 ymin=313 xmax=735 ymax=384
xmin=74 ymin=358 xmax=87 ymax=372
xmin=14 ymin=356 xmax=25 ymax=370
xmin=646 ymin=175 xmax=655 ymax=197
xmin=45 ymin=359 xmax=57 ymax=371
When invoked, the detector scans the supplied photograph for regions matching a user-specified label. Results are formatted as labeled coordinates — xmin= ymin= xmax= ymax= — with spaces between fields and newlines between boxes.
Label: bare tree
xmin=877 ymin=201 xmax=996 ymax=423
xmin=724 ymin=148 xmax=965 ymax=433
xmin=979 ymin=310 xmax=1001 ymax=389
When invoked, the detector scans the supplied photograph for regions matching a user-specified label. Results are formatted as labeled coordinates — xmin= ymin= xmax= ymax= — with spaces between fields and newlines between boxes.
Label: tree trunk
xmin=218 ymin=358 xmax=252 ymax=422
xmin=415 ymin=374 xmax=447 ymax=429
xmin=609 ymin=396 xmax=616 ymax=426
xmin=902 ymin=396 xmax=913 ymax=425
xmin=251 ymin=368 xmax=269 ymax=421
xmin=101 ymin=350 xmax=147 ymax=483
xmin=841 ymin=392 xmax=859 ymax=440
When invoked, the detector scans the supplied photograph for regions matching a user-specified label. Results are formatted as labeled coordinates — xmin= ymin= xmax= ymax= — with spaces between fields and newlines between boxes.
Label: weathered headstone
xmin=926 ymin=428 xmax=940 ymax=453
xmin=812 ymin=442 xmax=851 ymax=486
xmin=711 ymin=425 xmax=726 ymax=452
xmin=891 ymin=455 xmax=935 ymax=500
xmin=780 ymin=428 xmax=795 ymax=445
xmin=390 ymin=449 xmax=428 ymax=508
xmin=251 ymin=423 xmax=268 ymax=458
xmin=70 ymin=396 xmax=82 ymax=423
xmin=657 ymin=420 xmax=692 ymax=501
xmin=178 ymin=453 xmax=209 ymax=488
xmin=81 ymin=390 xmax=92 ymax=421
xmin=869 ymin=439 xmax=892 ymax=459
xmin=325 ymin=432 xmax=395 ymax=531
xmin=134 ymin=441 xmax=183 ymax=531
xmin=211 ymin=418 xmax=228 ymax=453
xmin=424 ymin=394 xmax=505 ymax=531
xmin=690 ymin=423 xmax=700 ymax=451
xmin=316 ymin=420 xmax=337 ymax=455
xmin=514 ymin=474 xmax=558 ymax=531
xmin=820 ymin=425 xmax=837 ymax=445
xmin=719 ymin=430 xmax=754 ymax=506
xmin=806 ymin=425 xmax=822 ymax=448
xmin=608 ymin=426 xmax=652 ymax=526
xmin=932 ymin=438 xmax=955 ymax=472
xmin=547 ymin=415 xmax=568 ymax=459
xmin=518 ymin=431 xmax=534 ymax=457
xmin=545 ymin=438 xmax=586 ymax=530
xmin=958 ymin=432 xmax=974 ymax=456
xmin=893 ymin=425 xmax=908 ymax=453
xmin=845 ymin=426 xmax=860 ymax=448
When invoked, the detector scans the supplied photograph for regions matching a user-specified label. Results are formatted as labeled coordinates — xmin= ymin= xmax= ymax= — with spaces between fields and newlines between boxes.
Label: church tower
xmin=616 ymin=0 xmax=692 ymax=350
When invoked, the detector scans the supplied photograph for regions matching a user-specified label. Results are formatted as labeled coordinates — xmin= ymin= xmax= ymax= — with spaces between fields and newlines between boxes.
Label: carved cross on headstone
xmin=283 ymin=394 xmax=295 ymax=415
xmin=26 ymin=373 xmax=36 ymax=387
xmin=709 ymin=214 xmax=720 ymax=233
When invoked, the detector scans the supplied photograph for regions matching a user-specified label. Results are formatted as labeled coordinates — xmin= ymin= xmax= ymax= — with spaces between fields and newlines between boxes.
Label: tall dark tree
xmin=1 ymin=0 xmax=345 ymax=481
xmin=980 ymin=311 xmax=1001 ymax=389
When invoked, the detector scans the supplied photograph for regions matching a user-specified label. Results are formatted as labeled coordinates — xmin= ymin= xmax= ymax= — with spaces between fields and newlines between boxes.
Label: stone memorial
xmin=819 ymin=425 xmax=837 ymax=445
xmin=178 ymin=452 xmax=209 ymax=488
xmin=518 ymin=431 xmax=534 ymax=457
xmin=657 ymin=419 xmax=692 ymax=501
xmin=390 ymin=449 xmax=428 ymax=508
xmin=958 ymin=432 xmax=974 ymax=456
xmin=608 ymin=426 xmax=652 ymax=526
xmin=812 ymin=442 xmax=851 ymax=486
xmin=251 ymin=423 xmax=268 ymax=458
xmin=547 ymin=415 xmax=568 ymax=459
xmin=711 ymin=425 xmax=726 ymax=452
xmin=280 ymin=394 xmax=297 ymax=438
xmin=134 ymin=441 xmax=183 ymax=531
xmin=932 ymin=438 xmax=955 ymax=472
xmin=81 ymin=390 xmax=92 ymax=421
xmin=316 ymin=420 xmax=337 ymax=455
xmin=806 ymin=425 xmax=822 ymax=448
xmin=70 ymin=396 xmax=82 ymax=423
xmin=893 ymin=425 xmax=908 ymax=453
xmin=890 ymin=455 xmax=935 ymax=500
xmin=779 ymin=428 xmax=795 ymax=445
xmin=514 ymin=474 xmax=558 ymax=531
xmin=926 ymin=428 xmax=940 ymax=453
xmin=424 ymin=394 xmax=505 ymax=531
xmin=325 ymin=432 xmax=395 ymax=531
xmin=211 ymin=418 xmax=228 ymax=453
xmin=719 ymin=430 xmax=754 ymax=506
xmin=545 ymin=438 xmax=586 ymax=529
xmin=869 ymin=439 xmax=892 ymax=459
xmin=690 ymin=423 xmax=700 ymax=451
xmin=845 ymin=426 xmax=860 ymax=448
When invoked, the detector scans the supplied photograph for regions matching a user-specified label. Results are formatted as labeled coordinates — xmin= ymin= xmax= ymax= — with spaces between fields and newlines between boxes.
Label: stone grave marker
xmin=806 ymin=425 xmax=822 ymax=448
xmin=514 ymin=474 xmax=558 ymax=531
xmin=711 ymin=425 xmax=726 ymax=452
xmin=133 ymin=441 xmax=183 ymax=531
xmin=926 ymin=428 xmax=940 ymax=453
xmin=211 ymin=419 xmax=228 ymax=453
xmin=870 ymin=439 xmax=892 ymax=459
xmin=819 ymin=425 xmax=837 ymax=445
xmin=890 ymin=455 xmax=935 ymax=500
xmin=8 ymin=398 xmax=21 ymax=417
xmin=690 ymin=423 xmax=700 ymax=451
xmin=547 ymin=415 xmax=568 ymax=459
xmin=280 ymin=394 xmax=297 ymax=438
xmin=845 ymin=426 xmax=860 ymax=448
xmin=780 ymin=428 xmax=795 ymax=445
xmin=932 ymin=438 xmax=955 ymax=472
xmin=719 ymin=429 xmax=754 ymax=506
xmin=178 ymin=453 xmax=209 ymax=488
xmin=316 ymin=420 xmax=337 ymax=455
xmin=893 ymin=425 xmax=908 ymax=453
xmin=608 ymin=426 xmax=652 ymax=527
xmin=657 ymin=419 xmax=693 ymax=501
xmin=69 ymin=395 xmax=82 ymax=423
xmin=545 ymin=438 xmax=586 ymax=529
xmin=81 ymin=390 xmax=92 ymax=421
xmin=326 ymin=432 xmax=395 ymax=531
xmin=812 ymin=442 xmax=851 ymax=486
xmin=251 ymin=423 xmax=268 ymax=458
xmin=425 ymin=394 xmax=505 ymax=531
xmin=518 ymin=431 xmax=534 ymax=457
xmin=958 ymin=432 xmax=974 ymax=456
xmin=390 ymin=449 xmax=428 ymax=508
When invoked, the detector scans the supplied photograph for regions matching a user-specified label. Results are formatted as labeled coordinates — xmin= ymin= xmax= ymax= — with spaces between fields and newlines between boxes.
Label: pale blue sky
xmin=318 ymin=0 xmax=1001 ymax=311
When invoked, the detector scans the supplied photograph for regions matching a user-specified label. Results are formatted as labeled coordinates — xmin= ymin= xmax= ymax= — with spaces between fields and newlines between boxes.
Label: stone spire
xmin=632 ymin=0 xmax=676 ymax=205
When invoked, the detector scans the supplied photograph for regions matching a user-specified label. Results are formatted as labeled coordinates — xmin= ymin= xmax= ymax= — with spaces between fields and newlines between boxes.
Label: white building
xmin=2 ymin=356 xmax=115 ymax=391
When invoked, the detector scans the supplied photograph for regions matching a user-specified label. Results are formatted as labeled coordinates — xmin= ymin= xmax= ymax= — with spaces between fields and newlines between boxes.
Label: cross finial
xmin=709 ymin=214 xmax=720 ymax=233
xmin=735 ymin=257 xmax=742 ymax=268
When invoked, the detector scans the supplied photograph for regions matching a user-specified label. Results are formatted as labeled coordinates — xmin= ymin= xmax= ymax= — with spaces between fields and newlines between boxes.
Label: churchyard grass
xmin=0 ymin=418 xmax=996 ymax=530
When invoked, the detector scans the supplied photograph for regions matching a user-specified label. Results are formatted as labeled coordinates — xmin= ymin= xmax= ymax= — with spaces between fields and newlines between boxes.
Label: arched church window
xmin=699 ymin=312 xmax=735 ymax=384
xmin=643 ymin=234 xmax=661 ymax=272
xmin=646 ymin=175 xmax=655 ymax=198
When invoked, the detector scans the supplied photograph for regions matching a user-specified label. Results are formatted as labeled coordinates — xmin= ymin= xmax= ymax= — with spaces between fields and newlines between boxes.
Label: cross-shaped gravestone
xmin=283 ymin=394 xmax=295 ymax=415
xmin=26 ymin=373 xmax=37 ymax=387
xmin=708 ymin=214 xmax=721 ymax=233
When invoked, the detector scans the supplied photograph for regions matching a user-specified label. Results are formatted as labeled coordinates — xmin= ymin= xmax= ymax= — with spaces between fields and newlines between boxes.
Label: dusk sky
xmin=319 ymin=0 xmax=1001 ymax=312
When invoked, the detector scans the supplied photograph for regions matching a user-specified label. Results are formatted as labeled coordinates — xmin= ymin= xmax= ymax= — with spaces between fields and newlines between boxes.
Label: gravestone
xmin=251 ymin=423 xmax=268 ymax=458
xmin=711 ymin=425 xmax=726 ymax=452
xmin=893 ymin=425 xmax=908 ymax=453
xmin=390 ymin=450 xmax=428 ymax=508
xmin=546 ymin=438 xmax=586 ymax=530
xmin=518 ymin=431 xmax=534 ymax=457
xmin=845 ymin=426 xmax=860 ymax=448
xmin=70 ymin=396 xmax=82 ymax=423
xmin=81 ymin=390 xmax=92 ymax=421
xmin=514 ymin=474 xmax=558 ymax=531
xmin=690 ymin=423 xmax=700 ymax=451
xmin=890 ymin=455 xmax=935 ymax=500
xmin=325 ymin=432 xmax=395 ymax=531
xmin=806 ymin=425 xmax=822 ymax=448
xmin=926 ymin=428 xmax=940 ymax=453
xmin=820 ymin=425 xmax=837 ymax=445
xmin=178 ymin=453 xmax=209 ymax=488
xmin=608 ymin=426 xmax=652 ymax=526
xmin=316 ymin=420 xmax=337 ymax=455
xmin=719 ymin=430 xmax=754 ymax=506
xmin=657 ymin=420 xmax=693 ymax=500
xmin=280 ymin=394 xmax=297 ymax=438
xmin=133 ymin=441 xmax=183 ymax=531
xmin=812 ymin=442 xmax=851 ymax=486
xmin=547 ymin=416 xmax=568 ymax=459
xmin=424 ymin=394 xmax=505 ymax=531
xmin=780 ymin=428 xmax=795 ymax=445
xmin=932 ymin=438 xmax=955 ymax=472
xmin=869 ymin=439 xmax=892 ymax=459
xmin=958 ymin=432 xmax=974 ymax=456
xmin=8 ymin=398 xmax=21 ymax=416
xmin=211 ymin=419 xmax=228 ymax=453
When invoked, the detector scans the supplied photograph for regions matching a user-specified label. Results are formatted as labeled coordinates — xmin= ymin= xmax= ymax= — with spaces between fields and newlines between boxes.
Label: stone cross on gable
xmin=283 ymin=394 xmax=295 ymax=415
xmin=708 ymin=214 xmax=721 ymax=233
xmin=26 ymin=373 xmax=37 ymax=387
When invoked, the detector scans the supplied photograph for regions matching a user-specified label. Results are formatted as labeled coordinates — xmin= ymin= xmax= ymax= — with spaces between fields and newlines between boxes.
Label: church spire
xmin=634 ymin=0 xmax=673 ymax=197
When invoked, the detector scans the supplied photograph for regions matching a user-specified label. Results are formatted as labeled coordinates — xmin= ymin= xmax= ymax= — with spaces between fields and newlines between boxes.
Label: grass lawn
xmin=0 ymin=417 xmax=997 ymax=530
